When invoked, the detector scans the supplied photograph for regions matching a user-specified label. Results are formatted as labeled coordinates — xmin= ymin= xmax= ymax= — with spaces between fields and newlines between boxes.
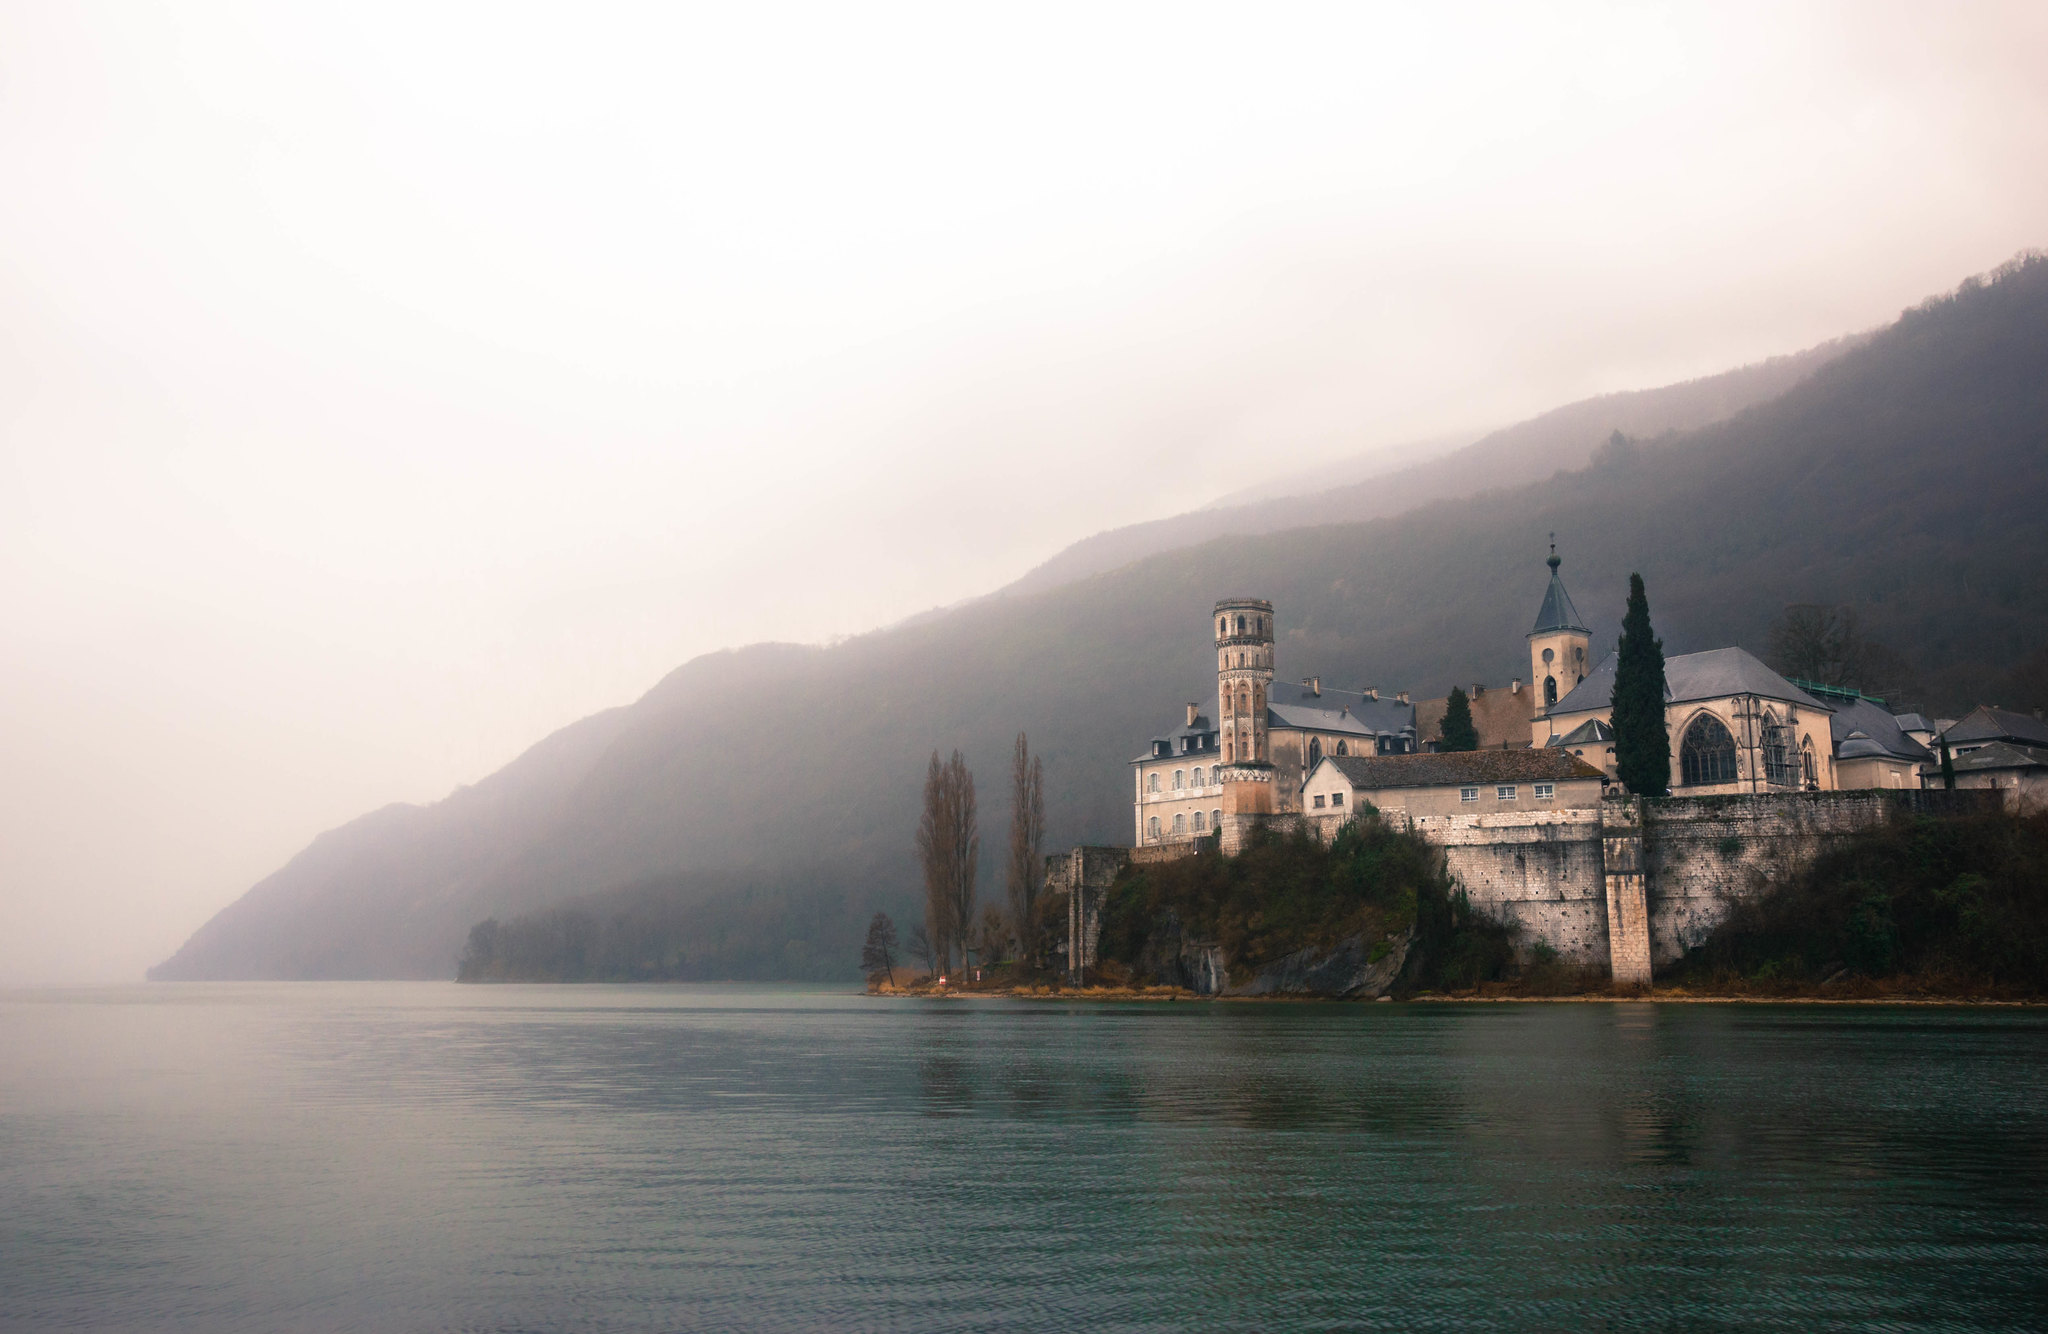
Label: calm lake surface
xmin=2 ymin=985 xmax=2045 ymax=1332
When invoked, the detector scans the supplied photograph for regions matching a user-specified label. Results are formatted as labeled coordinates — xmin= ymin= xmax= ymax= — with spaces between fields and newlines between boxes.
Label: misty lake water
xmin=3 ymin=986 xmax=2045 ymax=1333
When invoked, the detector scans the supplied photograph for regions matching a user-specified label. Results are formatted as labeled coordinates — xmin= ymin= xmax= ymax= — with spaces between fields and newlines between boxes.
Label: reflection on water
xmin=2 ymin=985 xmax=2044 ymax=1332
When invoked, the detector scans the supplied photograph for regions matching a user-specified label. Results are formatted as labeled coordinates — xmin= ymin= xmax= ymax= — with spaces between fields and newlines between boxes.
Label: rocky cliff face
xmin=1138 ymin=910 xmax=1412 ymax=998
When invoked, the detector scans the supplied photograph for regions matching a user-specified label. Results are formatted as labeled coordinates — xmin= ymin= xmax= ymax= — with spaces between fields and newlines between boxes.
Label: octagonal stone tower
xmin=1215 ymin=597 xmax=1274 ymax=770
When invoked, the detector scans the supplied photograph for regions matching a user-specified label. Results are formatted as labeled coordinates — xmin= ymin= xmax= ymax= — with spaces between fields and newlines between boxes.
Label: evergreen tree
xmin=1940 ymin=738 xmax=1956 ymax=790
xmin=1439 ymin=687 xmax=1479 ymax=752
xmin=1611 ymin=572 xmax=1670 ymax=798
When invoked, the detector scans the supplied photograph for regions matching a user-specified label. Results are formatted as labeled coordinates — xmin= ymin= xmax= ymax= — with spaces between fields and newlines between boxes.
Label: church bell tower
xmin=1528 ymin=537 xmax=1591 ymax=710
xmin=1215 ymin=597 xmax=1274 ymax=768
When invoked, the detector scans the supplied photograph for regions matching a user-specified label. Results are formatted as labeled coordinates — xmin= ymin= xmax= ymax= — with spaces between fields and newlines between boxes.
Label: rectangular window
xmin=1460 ymin=786 xmax=1478 ymax=803
xmin=1534 ymin=783 xmax=1554 ymax=800
xmin=1193 ymin=811 xmax=1206 ymax=831
xmin=1312 ymin=794 xmax=1326 ymax=808
xmin=1497 ymin=785 xmax=1517 ymax=800
xmin=1331 ymin=791 xmax=1345 ymax=806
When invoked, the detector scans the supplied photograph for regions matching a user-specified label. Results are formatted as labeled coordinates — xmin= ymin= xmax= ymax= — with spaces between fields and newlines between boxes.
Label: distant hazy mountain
xmin=1003 ymin=333 xmax=1863 ymax=595
xmin=153 ymin=256 xmax=2048 ymax=983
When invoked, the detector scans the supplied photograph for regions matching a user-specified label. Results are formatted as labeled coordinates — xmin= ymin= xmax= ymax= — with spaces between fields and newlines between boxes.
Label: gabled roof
xmin=1315 ymin=749 xmax=1605 ymax=791
xmin=1267 ymin=685 xmax=1417 ymax=738
xmin=1942 ymin=706 xmax=2048 ymax=750
xmin=1892 ymin=712 xmax=1936 ymax=735
xmin=1829 ymin=698 xmax=1931 ymax=763
xmin=1549 ymin=646 xmax=1830 ymax=717
xmin=1546 ymin=717 xmax=1613 ymax=747
xmin=1530 ymin=558 xmax=1589 ymax=634
xmin=1946 ymin=740 xmax=2048 ymax=775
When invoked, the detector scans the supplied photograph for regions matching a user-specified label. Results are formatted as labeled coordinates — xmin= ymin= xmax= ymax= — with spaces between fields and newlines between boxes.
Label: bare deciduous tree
xmin=915 ymin=749 xmax=980 ymax=975
xmin=1767 ymin=604 xmax=1919 ymax=703
xmin=860 ymin=911 xmax=898 ymax=983
xmin=1004 ymin=732 xmax=1045 ymax=962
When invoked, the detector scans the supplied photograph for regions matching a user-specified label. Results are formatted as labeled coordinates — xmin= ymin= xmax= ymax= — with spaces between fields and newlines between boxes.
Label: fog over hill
xmin=153 ymin=257 xmax=2048 ymax=983
xmin=1003 ymin=332 xmax=1865 ymax=595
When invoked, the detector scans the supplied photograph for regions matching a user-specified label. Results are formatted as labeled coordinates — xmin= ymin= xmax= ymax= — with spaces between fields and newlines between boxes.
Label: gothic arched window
xmin=1761 ymin=711 xmax=1797 ymax=786
xmin=1238 ymin=689 xmax=1249 ymax=717
xmin=1308 ymin=737 xmax=1322 ymax=767
xmin=1545 ymin=676 xmax=1558 ymax=706
xmin=1680 ymin=714 xmax=1738 ymax=787
xmin=1336 ymin=740 xmax=1348 ymax=756
xmin=1801 ymin=737 xmax=1819 ymax=788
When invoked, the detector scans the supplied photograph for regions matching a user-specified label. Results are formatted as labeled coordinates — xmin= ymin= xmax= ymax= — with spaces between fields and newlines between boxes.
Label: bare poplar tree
xmin=915 ymin=748 xmax=980 ymax=975
xmin=916 ymin=751 xmax=956 ymax=974
xmin=945 ymin=750 xmax=980 ymax=973
xmin=1005 ymin=732 xmax=1045 ymax=961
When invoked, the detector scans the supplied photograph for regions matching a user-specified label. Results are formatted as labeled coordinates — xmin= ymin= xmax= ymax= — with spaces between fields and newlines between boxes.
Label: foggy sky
xmin=4 ymin=2 xmax=2047 ymax=984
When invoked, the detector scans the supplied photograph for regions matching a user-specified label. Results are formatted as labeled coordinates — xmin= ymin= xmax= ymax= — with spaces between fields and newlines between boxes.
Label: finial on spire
xmin=1547 ymin=533 xmax=1560 ymax=572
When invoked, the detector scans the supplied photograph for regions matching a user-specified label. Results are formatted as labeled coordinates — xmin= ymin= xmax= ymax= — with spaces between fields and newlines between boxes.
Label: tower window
xmin=1545 ymin=676 xmax=1557 ymax=706
xmin=1237 ymin=615 xmax=1246 ymax=633
xmin=1219 ymin=617 xmax=1227 ymax=637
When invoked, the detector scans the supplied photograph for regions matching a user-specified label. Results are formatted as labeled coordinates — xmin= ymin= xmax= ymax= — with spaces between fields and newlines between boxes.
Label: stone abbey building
xmin=1133 ymin=543 xmax=1953 ymax=847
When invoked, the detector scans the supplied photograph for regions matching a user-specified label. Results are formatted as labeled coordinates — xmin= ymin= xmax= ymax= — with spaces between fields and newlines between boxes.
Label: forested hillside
xmin=1002 ymin=332 xmax=1862 ymax=595
xmin=153 ymin=256 xmax=2048 ymax=983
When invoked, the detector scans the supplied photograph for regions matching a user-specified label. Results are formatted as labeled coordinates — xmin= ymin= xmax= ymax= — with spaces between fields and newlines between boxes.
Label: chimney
xmin=1472 ymin=684 xmax=1484 ymax=698
xmin=1365 ymin=687 xmax=1378 ymax=700
xmin=1311 ymin=676 xmax=1321 ymax=697
xmin=1512 ymin=678 xmax=1522 ymax=694
xmin=1186 ymin=702 xmax=1199 ymax=727
xmin=1396 ymin=691 xmax=1410 ymax=705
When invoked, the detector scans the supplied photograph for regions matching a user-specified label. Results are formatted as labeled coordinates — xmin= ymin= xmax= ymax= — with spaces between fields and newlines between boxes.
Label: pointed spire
xmin=1531 ymin=538 xmax=1589 ymax=634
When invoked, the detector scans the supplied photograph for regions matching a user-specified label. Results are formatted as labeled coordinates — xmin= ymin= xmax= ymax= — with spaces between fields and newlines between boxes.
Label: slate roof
xmin=1546 ymin=717 xmax=1614 ymax=747
xmin=1942 ymin=706 xmax=2048 ymax=750
xmin=1132 ymin=710 xmax=1218 ymax=764
xmin=1548 ymin=646 xmax=1830 ymax=717
xmin=1266 ymin=683 xmax=1417 ymax=738
xmin=1892 ymin=712 xmax=1936 ymax=736
xmin=1318 ymin=749 xmax=1606 ymax=791
xmin=1829 ymin=698 xmax=1932 ymax=763
xmin=1531 ymin=563 xmax=1589 ymax=634
xmin=1946 ymin=740 xmax=2048 ymax=775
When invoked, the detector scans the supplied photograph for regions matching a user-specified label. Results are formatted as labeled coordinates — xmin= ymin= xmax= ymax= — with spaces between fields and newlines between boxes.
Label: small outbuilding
xmin=1303 ymin=749 xmax=1607 ymax=820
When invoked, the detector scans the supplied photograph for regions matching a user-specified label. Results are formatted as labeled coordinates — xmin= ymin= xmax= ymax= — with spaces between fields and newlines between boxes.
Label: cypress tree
xmin=1611 ymin=572 xmax=1670 ymax=798
xmin=1439 ymin=686 xmax=1479 ymax=752
xmin=1939 ymin=738 xmax=1956 ymax=790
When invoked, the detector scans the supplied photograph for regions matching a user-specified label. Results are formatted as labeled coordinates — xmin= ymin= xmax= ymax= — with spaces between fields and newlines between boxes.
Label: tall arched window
xmin=1237 ymin=615 xmax=1246 ymax=633
xmin=1147 ymin=772 xmax=1160 ymax=793
xmin=1147 ymin=816 xmax=1161 ymax=841
xmin=1308 ymin=737 xmax=1323 ymax=767
xmin=1544 ymin=676 xmax=1558 ymax=706
xmin=1801 ymin=737 xmax=1819 ymax=789
xmin=1680 ymin=714 xmax=1739 ymax=786
xmin=1224 ymin=738 xmax=1233 ymax=762
xmin=1211 ymin=808 xmax=1222 ymax=830
xmin=1336 ymin=740 xmax=1348 ymax=756
xmin=1173 ymin=813 xmax=1186 ymax=834
xmin=1173 ymin=769 xmax=1185 ymax=791
xmin=1192 ymin=767 xmax=1205 ymax=788
xmin=1237 ymin=689 xmax=1249 ymax=716
xmin=1219 ymin=617 xmax=1227 ymax=637
xmin=1761 ymin=710 xmax=1797 ymax=786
